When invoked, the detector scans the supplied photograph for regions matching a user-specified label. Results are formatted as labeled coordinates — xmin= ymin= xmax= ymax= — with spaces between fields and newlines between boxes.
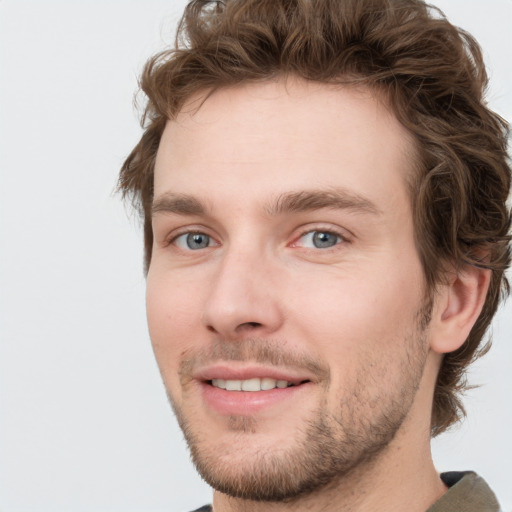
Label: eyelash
xmin=166 ymin=228 xmax=217 ymax=249
xmin=165 ymin=225 xmax=350 ymax=253
xmin=291 ymin=227 xmax=350 ymax=250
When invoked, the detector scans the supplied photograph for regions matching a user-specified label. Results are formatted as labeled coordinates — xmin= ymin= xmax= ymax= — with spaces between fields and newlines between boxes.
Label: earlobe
xmin=429 ymin=265 xmax=491 ymax=355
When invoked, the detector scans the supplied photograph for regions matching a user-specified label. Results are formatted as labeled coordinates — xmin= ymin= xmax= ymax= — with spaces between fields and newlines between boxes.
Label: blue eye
xmin=298 ymin=230 xmax=342 ymax=249
xmin=175 ymin=232 xmax=213 ymax=250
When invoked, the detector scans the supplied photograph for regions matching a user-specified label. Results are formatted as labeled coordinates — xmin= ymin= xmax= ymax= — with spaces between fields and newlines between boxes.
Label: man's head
xmin=119 ymin=0 xmax=511 ymax=502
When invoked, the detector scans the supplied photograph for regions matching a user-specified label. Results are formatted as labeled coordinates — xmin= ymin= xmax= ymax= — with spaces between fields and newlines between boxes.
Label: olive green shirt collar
xmin=427 ymin=472 xmax=501 ymax=512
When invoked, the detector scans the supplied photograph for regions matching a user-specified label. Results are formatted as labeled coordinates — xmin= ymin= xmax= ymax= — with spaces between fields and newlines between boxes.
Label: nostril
xmin=242 ymin=322 xmax=262 ymax=328
xmin=204 ymin=321 xmax=262 ymax=334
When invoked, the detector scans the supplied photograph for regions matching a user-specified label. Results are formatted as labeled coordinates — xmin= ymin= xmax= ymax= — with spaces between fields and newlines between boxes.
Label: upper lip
xmin=193 ymin=363 xmax=315 ymax=385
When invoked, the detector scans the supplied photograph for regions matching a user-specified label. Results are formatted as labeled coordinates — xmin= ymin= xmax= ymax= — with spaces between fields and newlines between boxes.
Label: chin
xmin=178 ymin=401 xmax=411 ymax=502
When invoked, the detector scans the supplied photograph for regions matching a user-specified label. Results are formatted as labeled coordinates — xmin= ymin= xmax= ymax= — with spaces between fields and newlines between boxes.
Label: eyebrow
xmin=265 ymin=188 xmax=382 ymax=216
xmin=151 ymin=188 xmax=381 ymax=218
xmin=152 ymin=193 xmax=206 ymax=217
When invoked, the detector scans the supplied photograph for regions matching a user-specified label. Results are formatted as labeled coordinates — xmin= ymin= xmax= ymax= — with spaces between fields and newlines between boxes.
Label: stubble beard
xmin=167 ymin=312 xmax=431 ymax=503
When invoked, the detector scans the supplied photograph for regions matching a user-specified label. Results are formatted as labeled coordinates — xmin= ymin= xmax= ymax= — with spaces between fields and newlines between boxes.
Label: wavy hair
xmin=118 ymin=0 xmax=511 ymax=436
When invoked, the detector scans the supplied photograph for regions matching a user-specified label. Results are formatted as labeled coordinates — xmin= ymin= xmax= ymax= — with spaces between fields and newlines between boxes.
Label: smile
xmin=201 ymin=377 xmax=311 ymax=416
xmin=210 ymin=377 xmax=300 ymax=391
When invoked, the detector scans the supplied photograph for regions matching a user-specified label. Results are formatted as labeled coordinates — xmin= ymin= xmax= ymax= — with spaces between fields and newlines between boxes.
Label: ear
xmin=429 ymin=264 xmax=491 ymax=354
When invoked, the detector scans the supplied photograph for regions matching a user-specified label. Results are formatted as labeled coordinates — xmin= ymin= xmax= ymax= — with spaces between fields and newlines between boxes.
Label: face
xmin=147 ymin=79 xmax=431 ymax=501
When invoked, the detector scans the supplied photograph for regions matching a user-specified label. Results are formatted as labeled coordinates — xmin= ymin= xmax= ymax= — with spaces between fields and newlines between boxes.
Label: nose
xmin=202 ymin=248 xmax=284 ymax=339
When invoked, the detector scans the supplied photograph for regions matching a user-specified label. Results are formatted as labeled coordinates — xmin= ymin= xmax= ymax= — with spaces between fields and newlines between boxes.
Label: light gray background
xmin=0 ymin=1 xmax=510 ymax=511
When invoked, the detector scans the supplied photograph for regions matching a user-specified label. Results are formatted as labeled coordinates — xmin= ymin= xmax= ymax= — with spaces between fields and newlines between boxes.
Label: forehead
xmin=154 ymin=78 xmax=416 ymax=207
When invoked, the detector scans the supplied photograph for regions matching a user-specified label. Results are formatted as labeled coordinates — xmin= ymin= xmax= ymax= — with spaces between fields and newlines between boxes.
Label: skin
xmin=146 ymin=78 xmax=490 ymax=512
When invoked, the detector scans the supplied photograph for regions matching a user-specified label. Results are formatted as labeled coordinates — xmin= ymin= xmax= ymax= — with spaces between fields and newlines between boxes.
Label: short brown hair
xmin=118 ymin=0 xmax=511 ymax=436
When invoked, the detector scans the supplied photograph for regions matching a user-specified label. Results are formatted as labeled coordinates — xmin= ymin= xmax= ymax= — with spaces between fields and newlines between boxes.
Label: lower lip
xmin=200 ymin=382 xmax=309 ymax=416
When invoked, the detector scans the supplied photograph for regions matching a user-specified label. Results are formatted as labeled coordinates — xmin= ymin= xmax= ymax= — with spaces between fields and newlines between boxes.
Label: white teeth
xmin=241 ymin=378 xmax=261 ymax=391
xmin=261 ymin=377 xmax=276 ymax=391
xmin=211 ymin=378 xmax=296 ymax=391
xmin=225 ymin=380 xmax=242 ymax=391
xmin=212 ymin=379 xmax=226 ymax=389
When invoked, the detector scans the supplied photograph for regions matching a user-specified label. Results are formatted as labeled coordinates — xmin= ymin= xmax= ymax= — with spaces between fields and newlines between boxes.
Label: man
xmin=118 ymin=0 xmax=511 ymax=510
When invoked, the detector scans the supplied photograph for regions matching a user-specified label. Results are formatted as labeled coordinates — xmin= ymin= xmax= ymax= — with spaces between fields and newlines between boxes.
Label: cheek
xmin=146 ymin=265 xmax=203 ymax=329
xmin=288 ymin=259 xmax=425 ymax=359
xmin=145 ymin=270 xmax=204 ymax=384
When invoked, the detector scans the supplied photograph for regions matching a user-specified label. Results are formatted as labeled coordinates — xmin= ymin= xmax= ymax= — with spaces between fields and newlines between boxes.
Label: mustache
xmin=179 ymin=338 xmax=330 ymax=382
